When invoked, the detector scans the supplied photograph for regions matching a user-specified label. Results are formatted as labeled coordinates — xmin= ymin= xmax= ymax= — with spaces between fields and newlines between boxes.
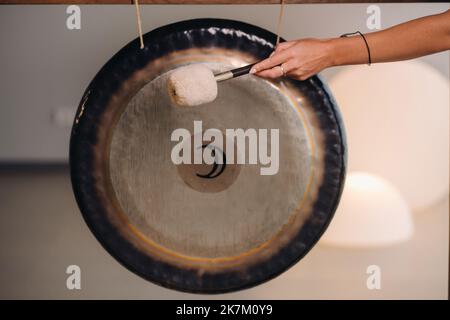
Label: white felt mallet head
xmin=167 ymin=64 xmax=218 ymax=107
xmin=167 ymin=63 xmax=257 ymax=107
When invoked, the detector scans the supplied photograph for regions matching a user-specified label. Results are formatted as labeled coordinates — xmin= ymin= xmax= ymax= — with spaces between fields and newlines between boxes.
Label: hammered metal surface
xmin=109 ymin=63 xmax=312 ymax=258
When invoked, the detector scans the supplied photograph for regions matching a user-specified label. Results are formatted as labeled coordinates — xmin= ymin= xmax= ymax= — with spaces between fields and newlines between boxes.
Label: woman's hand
xmin=250 ymin=10 xmax=450 ymax=80
xmin=250 ymin=38 xmax=335 ymax=81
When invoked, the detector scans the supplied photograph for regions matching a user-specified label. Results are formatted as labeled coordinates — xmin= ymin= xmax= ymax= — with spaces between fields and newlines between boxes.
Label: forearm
xmin=329 ymin=10 xmax=450 ymax=67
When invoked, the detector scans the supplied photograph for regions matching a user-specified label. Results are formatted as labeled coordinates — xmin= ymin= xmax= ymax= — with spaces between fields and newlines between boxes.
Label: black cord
xmin=340 ymin=31 xmax=372 ymax=66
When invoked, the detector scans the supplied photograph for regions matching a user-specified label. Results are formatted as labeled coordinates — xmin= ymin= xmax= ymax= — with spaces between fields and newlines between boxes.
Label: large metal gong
xmin=70 ymin=18 xmax=347 ymax=293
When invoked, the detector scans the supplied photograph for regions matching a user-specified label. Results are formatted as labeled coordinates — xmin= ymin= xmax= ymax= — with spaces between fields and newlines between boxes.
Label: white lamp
xmin=329 ymin=60 xmax=449 ymax=210
xmin=321 ymin=172 xmax=413 ymax=247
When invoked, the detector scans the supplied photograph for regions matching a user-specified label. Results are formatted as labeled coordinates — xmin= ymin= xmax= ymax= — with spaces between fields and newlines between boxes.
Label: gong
xmin=70 ymin=18 xmax=347 ymax=293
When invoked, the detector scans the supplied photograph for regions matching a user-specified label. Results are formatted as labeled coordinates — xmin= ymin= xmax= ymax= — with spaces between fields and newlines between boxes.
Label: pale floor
xmin=0 ymin=167 xmax=448 ymax=299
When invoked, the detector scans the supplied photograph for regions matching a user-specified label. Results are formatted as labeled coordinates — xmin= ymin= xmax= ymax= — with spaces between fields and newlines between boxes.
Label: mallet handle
xmin=214 ymin=62 xmax=258 ymax=82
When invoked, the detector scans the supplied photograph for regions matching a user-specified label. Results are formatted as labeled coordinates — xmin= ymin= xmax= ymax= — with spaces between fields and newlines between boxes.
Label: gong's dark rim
xmin=70 ymin=18 xmax=347 ymax=294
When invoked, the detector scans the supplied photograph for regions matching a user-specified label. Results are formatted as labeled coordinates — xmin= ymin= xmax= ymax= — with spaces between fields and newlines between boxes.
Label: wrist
xmin=326 ymin=35 xmax=372 ymax=67
xmin=325 ymin=38 xmax=346 ymax=67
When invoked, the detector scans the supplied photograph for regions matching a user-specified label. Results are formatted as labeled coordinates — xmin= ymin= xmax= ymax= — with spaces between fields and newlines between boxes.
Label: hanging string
xmin=133 ymin=1 xmax=282 ymax=51
xmin=275 ymin=0 xmax=285 ymax=47
xmin=134 ymin=0 xmax=144 ymax=49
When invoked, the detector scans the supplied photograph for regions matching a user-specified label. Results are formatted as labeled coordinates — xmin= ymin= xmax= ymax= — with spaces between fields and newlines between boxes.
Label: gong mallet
xmin=167 ymin=63 xmax=258 ymax=107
